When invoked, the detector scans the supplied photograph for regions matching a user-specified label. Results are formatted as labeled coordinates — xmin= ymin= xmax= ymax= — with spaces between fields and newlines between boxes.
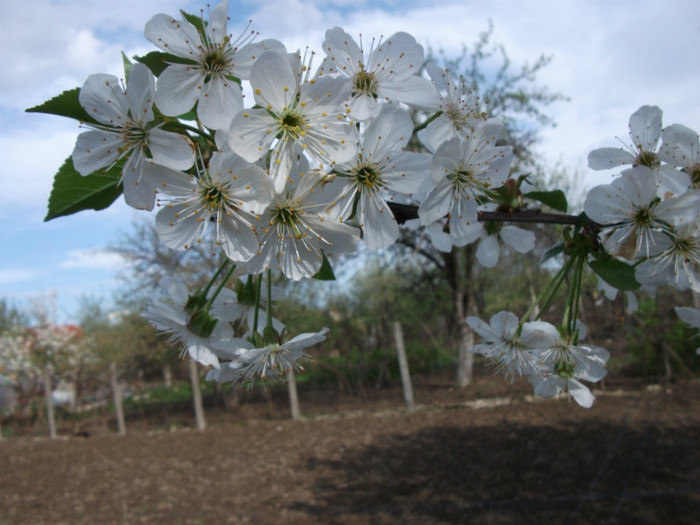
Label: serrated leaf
xmin=26 ymin=88 xmax=98 ymax=125
xmin=313 ymin=252 xmax=336 ymax=281
xmin=181 ymin=10 xmax=206 ymax=34
xmin=589 ymin=258 xmax=641 ymax=291
xmin=524 ymin=190 xmax=568 ymax=213
xmin=121 ymin=51 xmax=133 ymax=82
xmin=540 ymin=241 xmax=565 ymax=264
xmin=238 ymin=275 xmax=258 ymax=306
xmin=44 ymin=158 xmax=123 ymax=221
xmin=134 ymin=51 xmax=195 ymax=77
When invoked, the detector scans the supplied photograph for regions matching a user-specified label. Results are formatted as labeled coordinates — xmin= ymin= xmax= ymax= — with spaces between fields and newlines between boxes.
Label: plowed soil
xmin=1 ymin=375 xmax=699 ymax=524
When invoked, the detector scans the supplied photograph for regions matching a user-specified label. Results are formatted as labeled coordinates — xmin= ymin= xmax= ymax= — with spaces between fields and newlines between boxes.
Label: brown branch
xmin=388 ymin=202 xmax=581 ymax=226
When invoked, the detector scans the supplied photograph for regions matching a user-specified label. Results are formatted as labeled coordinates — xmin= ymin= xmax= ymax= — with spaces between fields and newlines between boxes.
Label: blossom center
xmin=554 ymin=357 xmax=576 ymax=379
xmin=689 ymin=165 xmax=700 ymax=188
xmin=200 ymin=182 xmax=230 ymax=212
xmin=635 ymin=150 xmax=660 ymax=169
xmin=353 ymin=163 xmax=383 ymax=190
xmin=448 ymin=167 xmax=486 ymax=192
xmin=632 ymin=207 xmax=652 ymax=226
xmin=279 ymin=110 xmax=306 ymax=139
xmin=353 ymin=69 xmax=378 ymax=97
xmin=272 ymin=204 xmax=304 ymax=238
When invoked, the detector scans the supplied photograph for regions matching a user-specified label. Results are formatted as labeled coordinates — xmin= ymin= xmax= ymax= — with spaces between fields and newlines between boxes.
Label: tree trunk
xmin=454 ymin=247 xmax=477 ymax=388
xmin=109 ymin=362 xmax=126 ymax=436
xmin=43 ymin=368 xmax=57 ymax=439
xmin=287 ymin=370 xmax=301 ymax=421
xmin=162 ymin=362 xmax=173 ymax=388
xmin=188 ymin=359 xmax=206 ymax=431
xmin=393 ymin=321 xmax=415 ymax=411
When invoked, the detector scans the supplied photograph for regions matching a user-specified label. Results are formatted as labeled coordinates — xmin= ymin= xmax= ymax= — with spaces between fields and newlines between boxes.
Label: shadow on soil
xmin=294 ymin=421 xmax=700 ymax=524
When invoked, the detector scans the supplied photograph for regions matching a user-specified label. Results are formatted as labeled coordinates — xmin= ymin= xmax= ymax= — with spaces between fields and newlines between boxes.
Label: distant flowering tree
xmin=28 ymin=0 xmax=699 ymax=407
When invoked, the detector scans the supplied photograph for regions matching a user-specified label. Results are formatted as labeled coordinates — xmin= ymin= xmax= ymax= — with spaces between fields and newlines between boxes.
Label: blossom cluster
xmin=465 ymin=106 xmax=700 ymax=406
xmin=584 ymin=105 xmax=700 ymax=294
xmin=37 ymin=1 xmax=698 ymax=400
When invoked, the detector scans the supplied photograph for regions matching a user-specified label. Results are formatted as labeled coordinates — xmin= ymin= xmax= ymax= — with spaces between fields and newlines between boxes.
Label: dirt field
xmin=1 ymin=375 xmax=699 ymax=524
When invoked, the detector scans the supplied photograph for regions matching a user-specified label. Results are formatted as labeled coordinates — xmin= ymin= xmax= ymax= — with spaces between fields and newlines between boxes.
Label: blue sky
xmin=1 ymin=0 xmax=699 ymax=323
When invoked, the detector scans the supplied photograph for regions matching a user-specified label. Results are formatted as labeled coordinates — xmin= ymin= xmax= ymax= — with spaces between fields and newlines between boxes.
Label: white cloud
xmin=0 ymin=269 xmax=38 ymax=285
xmin=61 ymin=250 xmax=127 ymax=271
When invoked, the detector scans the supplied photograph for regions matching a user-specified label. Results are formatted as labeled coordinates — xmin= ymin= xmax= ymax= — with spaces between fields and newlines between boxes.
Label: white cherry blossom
xmin=584 ymin=166 xmax=700 ymax=258
xmin=207 ymin=328 xmax=328 ymax=385
xmin=332 ymin=105 xmax=431 ymax=250
xmin=227 ymin=50 xmax=358 ymax=192
xmin=420 ymin=62 xmax=485 ymax=152
xmin=418 ymin=119 xmax=513 ymax=245
xmin=466 ymin=311 xmax=559 ymax=380
xmin=674 ymin=306 xmax=700 ymax=354
xmin=659 ymin=123 xmax=700 ymax=189
xmin=245 ymin=160 xmax=360 ymax=280
xmin=319 ymin=27 xmax=438 ymax=120
xmin=145 ymin=151 xmax=272 ymax=262
xmin=72 ymin=63 xmax=194 ymax=210
xmin=145 ymin=1 xmax=284 ymax=130
xmin=588 ymin=105 xmax=690 ymax=197
xmin=142 ymin=278 xmax=246 ymax=369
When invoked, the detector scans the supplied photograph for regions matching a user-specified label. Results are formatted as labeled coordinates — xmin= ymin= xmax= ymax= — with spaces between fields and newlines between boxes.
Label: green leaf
xmin=181 ymin=10 xmax=206 ymax=34
xmin=44 ymin=158 xmax=123 ymax=221
xmin=540 ymin=241 xmax=565 ymax=264
xmin=313 ymin=252 xmax=336 ymax=281
xmin=588 ymin=257 xmax=641 ymax=291
xmin=134 ymin=51 xmax=194 ymax=77
xmin=524 ymin=190 xmax=568 ymax=213
xmin=237 ymin=275 xmax=258 ymax=306
xmin=26 ymin=88 xmax=98 ymax=125
xmin=121 ymin=51 xmax=133 ymax=83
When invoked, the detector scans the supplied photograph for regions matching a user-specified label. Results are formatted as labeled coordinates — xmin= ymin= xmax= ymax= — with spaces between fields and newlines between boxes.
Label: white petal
xmin=155 ymin=64 xmax=203 ymax=117
xmin=227 ymin=108 xmax=277 ymax=162
xmin=198 ymin=76 xmax=242 ymax=130
xmin=143 ymin=164 xmax=196 ymax=196
xmin=122 ymin=167 xmax=155 ymax=211
xmin=363 ymin=105 xmax=412 ymax=160
xmin=370 ymin=32 xmax=424 ymax=82
xmin=231 ymin=40 xmax=287 ymax=79
xmin=148 ymin=129 xmax=194 ymax=170
xmin=188 ymin=345 xmax=220 ymax=369
xmin=125 ymin=63 xmax=155 ymax=123
xmin=155 ymin=203 xmax=206 ymax=250
xmin=628 ymin=105 xmax=662 ymax=152
xmin=323 ymin=27 xmax=362 ymax=76
xmin=659 ymin=123 xmax=699 ymax=168
xmin=567 ymin=379 xmax=595 ymax=408
xmin=500 ymin=225 xmax=535 ymax=254
xmin=588 ymin=147 xmax=635 ymax=170
xmin=489 ymin=311 xmax=520 ymax=338
xmin=218 ymin=214 xmax=259 ymax=262
xmin=476 ymin=235 xmax=500 ymax=267
xmin=360 ymin=191 xmax=399 ymax=249
xmin=145 ymin=13 xmax=202 ymax=57
xmin=675 ymin=306 xmax=700 ymax=329
xmin=250 ymin=51 xmax=297 ymax=111
xmin=72 ymin=130 xmax=123 ymax=175
xmin=283 ymin=328 xmax=329 ymax=353
xmin=418 ymin=181 xmax=453 ymax=226
xmin=79 ymin=73 xmax=129 ymax=127
xmin=377 ymin=75 xmax=439 ymax=109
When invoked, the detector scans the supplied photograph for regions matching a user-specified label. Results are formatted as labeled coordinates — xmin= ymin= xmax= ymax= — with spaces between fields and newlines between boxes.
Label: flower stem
xmin=203 ymin=262 xmax=237 ymax=312
xmin=265 ymin=269 xmax=273 ymax=331
xmin=522 ymin=251 xmax=578 ymax=322
xmin=252 ymin=273 xmax=263 ymax=335
xmin=413 ymin=111 xmax=443 ymax=134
